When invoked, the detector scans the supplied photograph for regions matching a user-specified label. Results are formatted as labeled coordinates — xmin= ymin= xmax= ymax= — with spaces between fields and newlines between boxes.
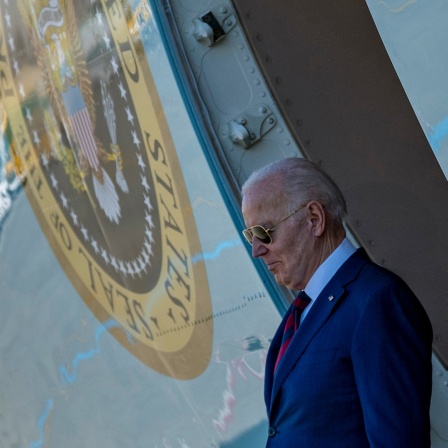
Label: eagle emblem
xmin=20 ymin=0 xmax=128 ymax=223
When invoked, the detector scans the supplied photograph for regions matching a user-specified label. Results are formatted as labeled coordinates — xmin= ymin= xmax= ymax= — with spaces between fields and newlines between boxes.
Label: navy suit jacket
xmin=264 ymin=249 xmax=433 ymax=447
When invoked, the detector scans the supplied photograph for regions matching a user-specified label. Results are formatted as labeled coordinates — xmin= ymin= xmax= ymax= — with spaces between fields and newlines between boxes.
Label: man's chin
xmin=274 ymin=274 xmax=286 ymax=286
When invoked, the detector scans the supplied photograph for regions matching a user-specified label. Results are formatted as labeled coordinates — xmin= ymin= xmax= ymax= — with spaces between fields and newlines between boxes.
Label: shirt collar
xmin=305 ymin=238 xmax=357 ymax=301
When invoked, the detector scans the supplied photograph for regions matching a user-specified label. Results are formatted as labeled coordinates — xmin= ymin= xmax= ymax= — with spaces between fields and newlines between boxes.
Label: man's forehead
xmin=243 ymin=185 xmax=289 ymax=218
xmin=246 ymin=177 xmax=286 ymax=202
xmin=244 ymin=185 xmax=270 ymax=207
xmin=248 ymin=174 xmax=281 ymax=192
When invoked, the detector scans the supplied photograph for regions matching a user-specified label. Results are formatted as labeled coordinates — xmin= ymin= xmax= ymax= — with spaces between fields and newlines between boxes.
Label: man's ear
xmin=307 ymin=201 xmax=326 ymax=237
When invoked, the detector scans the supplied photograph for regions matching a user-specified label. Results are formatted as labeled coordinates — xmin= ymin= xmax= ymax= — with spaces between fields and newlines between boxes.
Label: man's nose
xmin=252 ymin=238 xmax=268 ymax=258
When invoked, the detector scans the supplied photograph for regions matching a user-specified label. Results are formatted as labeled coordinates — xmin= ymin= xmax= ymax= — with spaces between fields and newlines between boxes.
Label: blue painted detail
xmin=29 ymin=400 xmax=53 ymax=448
xmin=191 ymin=239 xmax=242 ymax=264
xmin=59 ymin=319 xmax=120 ymax=384
xmin=427 ymin=115 xmax=448 ymax=153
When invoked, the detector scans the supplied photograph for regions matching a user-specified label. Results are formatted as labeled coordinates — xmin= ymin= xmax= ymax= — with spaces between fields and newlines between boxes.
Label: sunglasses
xmin=242 ymin=204 xmax=306 ymax=245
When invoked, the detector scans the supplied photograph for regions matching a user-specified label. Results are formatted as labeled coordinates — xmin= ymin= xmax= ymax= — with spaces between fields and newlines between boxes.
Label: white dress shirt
xmin=301 ymin=238 xmax=357 ymax=322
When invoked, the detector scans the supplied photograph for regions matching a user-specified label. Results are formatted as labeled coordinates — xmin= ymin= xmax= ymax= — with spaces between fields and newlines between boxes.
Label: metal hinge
xmin=193 ymin=4 xmax=236 ymax=46
xmin=228 ymin=104 xmax=277 ymax=149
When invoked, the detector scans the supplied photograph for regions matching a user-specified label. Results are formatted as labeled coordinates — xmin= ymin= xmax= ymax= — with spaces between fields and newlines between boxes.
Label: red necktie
xmin=274 ymin=290 xmax=311 ymax=372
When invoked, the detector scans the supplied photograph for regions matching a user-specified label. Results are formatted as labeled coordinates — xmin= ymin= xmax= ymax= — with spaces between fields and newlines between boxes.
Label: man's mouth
xmin=267 ymin=261 xmax=279 ymax=272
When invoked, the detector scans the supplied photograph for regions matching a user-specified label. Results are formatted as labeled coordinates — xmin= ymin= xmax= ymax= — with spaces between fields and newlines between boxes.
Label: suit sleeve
xmin=352 ymin=277 xmax=433 ymax=447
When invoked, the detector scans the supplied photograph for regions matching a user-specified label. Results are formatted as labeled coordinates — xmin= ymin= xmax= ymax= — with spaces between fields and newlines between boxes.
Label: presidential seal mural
xmin=0 ymin=0 xmax=212 ymax=378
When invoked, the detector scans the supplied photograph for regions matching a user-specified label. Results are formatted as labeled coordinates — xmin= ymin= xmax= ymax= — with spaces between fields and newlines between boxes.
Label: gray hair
xmin=242 ymin=157 xmax=347 ymax=227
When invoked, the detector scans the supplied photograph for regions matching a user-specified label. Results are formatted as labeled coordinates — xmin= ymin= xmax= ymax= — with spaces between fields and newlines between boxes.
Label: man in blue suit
xmin=241 ymin=158 xmax=433 ymax=447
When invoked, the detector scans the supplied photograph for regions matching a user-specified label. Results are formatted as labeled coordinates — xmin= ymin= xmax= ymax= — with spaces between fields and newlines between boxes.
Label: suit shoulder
xmin=345 ymin=249 xmax=412 ymax=294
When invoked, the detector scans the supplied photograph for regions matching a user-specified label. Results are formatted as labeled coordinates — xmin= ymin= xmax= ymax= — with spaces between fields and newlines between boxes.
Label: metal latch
xmin=193 ymin=4 xmax=236 ymax=46
xmin=228 ymin=104 xmax=277 ymax=149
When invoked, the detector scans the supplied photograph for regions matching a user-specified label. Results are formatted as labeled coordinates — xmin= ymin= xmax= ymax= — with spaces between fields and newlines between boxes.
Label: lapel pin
xmin=328 ymin=295 xmax=334 ymax=302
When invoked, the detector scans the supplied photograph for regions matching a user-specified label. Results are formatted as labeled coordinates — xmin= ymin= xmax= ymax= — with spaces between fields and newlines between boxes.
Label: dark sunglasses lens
xmin=251 ymin=226 xmax=271 ymax=244
xmin=242 ymin=229 xmax=253 ymax=244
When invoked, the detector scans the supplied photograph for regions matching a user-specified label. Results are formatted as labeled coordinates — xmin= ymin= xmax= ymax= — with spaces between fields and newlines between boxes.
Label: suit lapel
xmin=270 ymin=284 xmax=345 ymax=406
xmin=268 ymin=249 xmax=370 ymax=412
